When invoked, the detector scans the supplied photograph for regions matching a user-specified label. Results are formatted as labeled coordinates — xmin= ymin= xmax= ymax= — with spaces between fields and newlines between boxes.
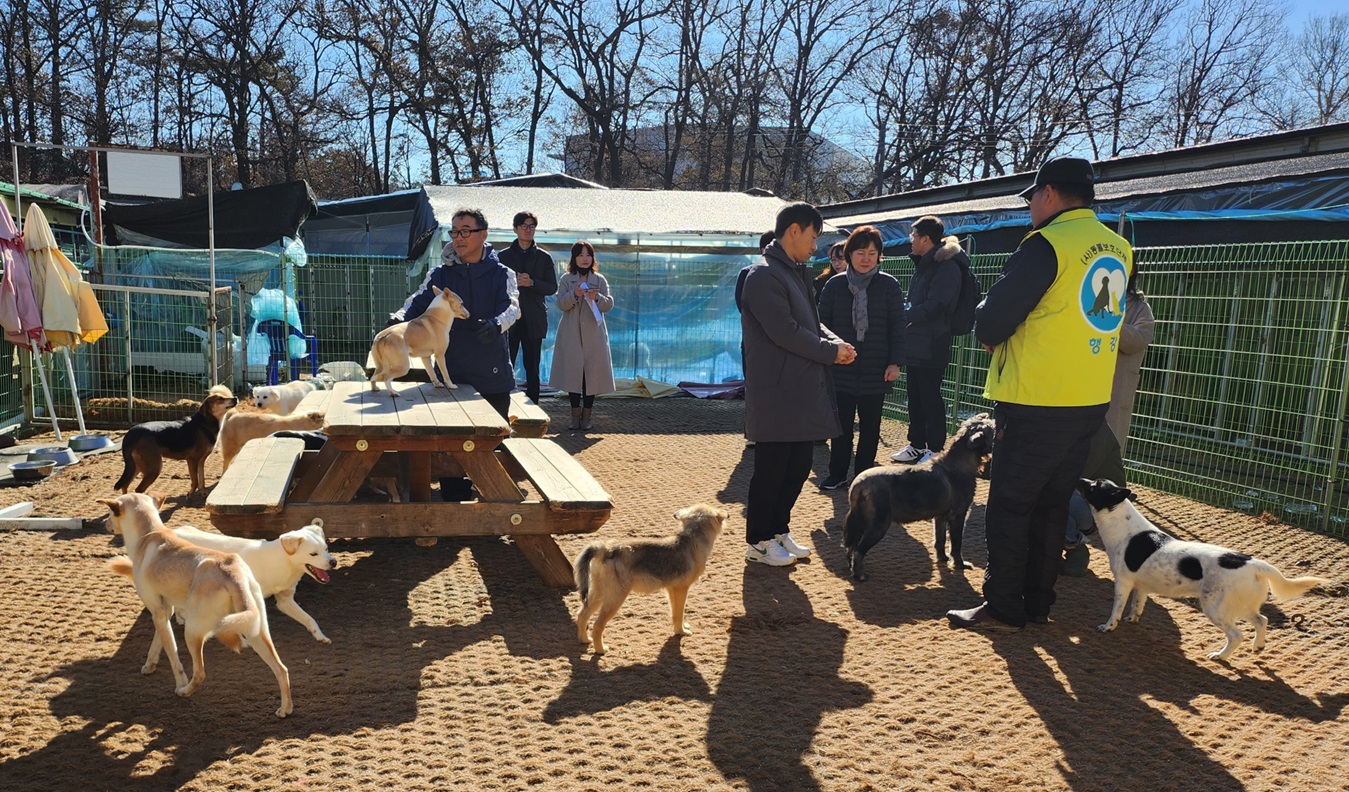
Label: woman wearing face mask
xmin=815 ymin=225 xmax=906 ymax=490
xmin=550 ymin=240 xmax=615 ymax=430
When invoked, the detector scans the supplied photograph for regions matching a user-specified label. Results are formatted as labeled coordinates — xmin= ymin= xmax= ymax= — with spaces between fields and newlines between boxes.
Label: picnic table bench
xmin=205 ymin=380 xmax=609 ymax=587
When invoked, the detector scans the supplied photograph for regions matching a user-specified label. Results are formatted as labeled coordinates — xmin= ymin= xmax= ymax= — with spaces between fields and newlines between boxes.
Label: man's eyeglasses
xmin=516 ymin=223 xmax=537 ymax=230
xmin=449 ymin=227 xmax=487 ymax=238
xmin=1022 ymin=185 xmax=1044 ymax=205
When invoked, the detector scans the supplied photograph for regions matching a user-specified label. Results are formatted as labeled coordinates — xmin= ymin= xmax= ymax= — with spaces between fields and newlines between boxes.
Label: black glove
xmin=475 ymin=319 xmax=498 ymax=344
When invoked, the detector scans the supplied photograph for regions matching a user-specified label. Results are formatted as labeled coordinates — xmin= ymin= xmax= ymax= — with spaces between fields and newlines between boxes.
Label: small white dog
xmin=102 ymin=492 xmax=292 ymax=717
xmin=1076 ymin=478 xmax=1332 ymax=661
xmin=172 ymin=518 xmax=336 ymax=643
xmin=253 ymin=380 xmax=317 ymax=416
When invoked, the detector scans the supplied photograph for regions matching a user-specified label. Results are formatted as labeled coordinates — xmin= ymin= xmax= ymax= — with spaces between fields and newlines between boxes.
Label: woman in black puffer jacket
xmin=816 ymin=225 xmax=906 ymax=490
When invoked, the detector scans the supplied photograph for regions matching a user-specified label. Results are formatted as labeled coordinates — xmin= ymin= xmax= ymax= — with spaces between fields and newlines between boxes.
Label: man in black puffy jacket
xmin=891 ymin=215 xmax=963 ymax=464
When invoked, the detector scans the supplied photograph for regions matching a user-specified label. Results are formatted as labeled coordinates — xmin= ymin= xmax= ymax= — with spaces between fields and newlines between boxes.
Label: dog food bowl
xmin=28 ymin=446 xmax=79 ymax=466
xmin=9 ymin=460 xmax=55 ymax=480
xmin=69 ymin=433 xmax=113 ymax=452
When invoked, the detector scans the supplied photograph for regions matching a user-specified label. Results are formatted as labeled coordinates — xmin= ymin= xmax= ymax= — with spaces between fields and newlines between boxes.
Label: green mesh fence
xmin=293 ymin=253 xmax=421 ymax=368
xmin=9 ymin=236 xmax=1349 ymax=536
xmin=879 ymin=241 xmax=1349 ymax=537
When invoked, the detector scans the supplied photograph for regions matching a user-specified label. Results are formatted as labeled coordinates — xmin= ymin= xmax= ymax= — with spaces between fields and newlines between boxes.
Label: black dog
xmin=842 ymin=414 xmax=996 ymax=581
xmin=114 ymin=386 xmax=237 ymax=494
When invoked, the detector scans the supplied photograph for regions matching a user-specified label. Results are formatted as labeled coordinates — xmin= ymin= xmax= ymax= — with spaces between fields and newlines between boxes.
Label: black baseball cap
xmin=1018 ymin=156 xmax=1096 ymax=198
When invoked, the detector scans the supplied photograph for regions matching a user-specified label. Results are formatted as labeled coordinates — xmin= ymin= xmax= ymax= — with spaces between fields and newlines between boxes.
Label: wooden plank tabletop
xmin=297 ymin=388 xmax=331 ymax=413
xmin=323 ymin=380 xmax=510 ymax=438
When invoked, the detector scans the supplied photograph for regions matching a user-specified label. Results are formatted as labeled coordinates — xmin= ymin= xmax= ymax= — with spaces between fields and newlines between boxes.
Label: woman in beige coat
xmin=549 ymin=241 xmax=615 ymax=430
xmin=1107 ymin=272 xmax=1155 ymax=455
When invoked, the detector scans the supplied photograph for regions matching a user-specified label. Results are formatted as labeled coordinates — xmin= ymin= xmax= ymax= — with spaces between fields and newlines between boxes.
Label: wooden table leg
xmin=458 ymin=452 xmax=525 ymax=502
xmin=289 ymin=442 xmax=341 ymax=502
xmin=308 ymin=451 xmax=381 ymax=503
xmin=407 ymin=451 xmax=432 ymax=501
xmin=512 ymin=535 xmax=576 ymax=588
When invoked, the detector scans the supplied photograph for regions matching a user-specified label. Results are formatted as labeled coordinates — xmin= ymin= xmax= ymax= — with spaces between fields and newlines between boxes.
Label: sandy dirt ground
xmin=0 ymin=397 xmax=1346 ymax=791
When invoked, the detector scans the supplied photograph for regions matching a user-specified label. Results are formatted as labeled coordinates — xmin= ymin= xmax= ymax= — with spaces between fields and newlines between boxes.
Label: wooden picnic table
xmin=205 ymin=380 xmax=610 ymax=587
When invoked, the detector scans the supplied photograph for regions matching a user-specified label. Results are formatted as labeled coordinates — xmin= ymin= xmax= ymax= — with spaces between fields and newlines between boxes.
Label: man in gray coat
xmin=740 ymin=203 xmax=856 ymax=566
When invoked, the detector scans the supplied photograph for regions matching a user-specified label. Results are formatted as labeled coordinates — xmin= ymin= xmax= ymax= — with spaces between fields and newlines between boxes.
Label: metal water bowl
xmin=9 ymin=460 xmax=55 ymax=480
xmin=28 ymin=446 xmax=79 ymax=466
xmin=69 ymin=433 xmax=113 ymax=452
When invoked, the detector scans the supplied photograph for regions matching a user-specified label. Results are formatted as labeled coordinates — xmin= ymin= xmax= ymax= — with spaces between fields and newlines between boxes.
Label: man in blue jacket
xmin=392 ymin=209 xmax=520 ymax=503
xmin=393 ymin=208 xmax=520 ymax=418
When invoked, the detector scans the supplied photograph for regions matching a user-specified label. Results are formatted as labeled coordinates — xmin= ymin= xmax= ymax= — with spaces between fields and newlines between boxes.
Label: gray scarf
xmin=846 ymin=266 xmax=879 ymax=342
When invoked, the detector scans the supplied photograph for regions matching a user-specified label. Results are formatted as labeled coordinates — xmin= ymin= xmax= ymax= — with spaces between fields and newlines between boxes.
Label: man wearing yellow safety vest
xmin=947 ymin=156 xmax=1132 ymax=632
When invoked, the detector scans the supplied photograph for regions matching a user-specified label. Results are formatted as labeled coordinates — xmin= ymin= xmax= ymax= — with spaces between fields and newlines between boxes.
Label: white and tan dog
xmin=217 ymin=409 xmax=326 ymax=471
xmin=573 ymin=504 xmax=727 ymax=655
xmin=102 ymin=492 xmax=292 ymax=717
xmin=369 ymin=287 xmax=469 ymax=397
xmin=173 ymin=518 xmax=336 ymax=643
xmin=253 ymin=379 xmax=317 ymax=416
xmin=1076 ymin=478 xmax=1332 ymax=661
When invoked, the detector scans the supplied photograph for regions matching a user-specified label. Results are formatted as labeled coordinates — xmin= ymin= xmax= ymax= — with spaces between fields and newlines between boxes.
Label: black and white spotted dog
xmin=1076 ymin=478 xmax=1332 ymax=661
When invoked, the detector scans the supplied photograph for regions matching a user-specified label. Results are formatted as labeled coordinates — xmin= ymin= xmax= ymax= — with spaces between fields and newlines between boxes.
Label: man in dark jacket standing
xmin=498 ymin=211 xmax=558 ymax=403
xmin=892 ymin=215 xmax=964 ymax=465
xmin=740 ymin=203 xmax=855 ymax=566
xmin=393 ymin=208 xmax=520 ymax=502
xmin=947 ymin=157 xmax=1131 ymax=632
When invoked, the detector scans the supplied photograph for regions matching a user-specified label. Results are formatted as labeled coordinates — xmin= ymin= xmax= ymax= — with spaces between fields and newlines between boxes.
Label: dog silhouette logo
xmin=1078 ymin=256 xmax=1127 ymax=333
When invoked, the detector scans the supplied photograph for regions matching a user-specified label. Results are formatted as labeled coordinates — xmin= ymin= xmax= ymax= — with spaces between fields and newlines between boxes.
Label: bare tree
xmin=496 ymin=0 xmax=671 ymax=186
xmin=168 ymin=0 xmax=307 ymax=187
xmin=69 ymin=0 xmax=155 ymax=145
xmin=770 ymin=0 xmax=886 ymax=197
xmin=1294 ymin=14 xmax=1349 ymax=125
xmin=1162 ymin=0 xmax=1284 ymax=147
xmin=1072 ymin=0 xmax=1180 ymax=159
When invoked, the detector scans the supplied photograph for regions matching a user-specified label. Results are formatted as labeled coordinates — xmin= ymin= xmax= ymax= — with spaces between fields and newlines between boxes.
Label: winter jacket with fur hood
xmin=905 ymin=235 xmax=965 ymax=368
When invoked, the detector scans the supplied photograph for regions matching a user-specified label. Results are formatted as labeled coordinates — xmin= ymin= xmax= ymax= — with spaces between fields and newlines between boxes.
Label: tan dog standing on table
xmin=172 ymin=518 xmax=336 ymax=643
xmin=369 ymin=287 xmax=469 ymax=396
xmin=217 ymin=409 xmax=326 ymax=471
xmin=102 ymin=492 xmax=293 ymax=717
xmin=574 ymin=503 xmax=727 ymax=655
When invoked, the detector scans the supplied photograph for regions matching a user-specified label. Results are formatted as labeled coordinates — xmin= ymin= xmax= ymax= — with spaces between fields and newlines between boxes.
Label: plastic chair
xmin=257 ymin=319 xmax=319 ymax=385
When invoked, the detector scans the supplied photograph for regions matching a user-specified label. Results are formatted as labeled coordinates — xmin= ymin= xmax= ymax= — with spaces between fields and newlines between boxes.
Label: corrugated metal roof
xmin=423 ymin=185 xmax=790 ymax=235
xmin=827 ymin=150 xmax=1349 ymax=228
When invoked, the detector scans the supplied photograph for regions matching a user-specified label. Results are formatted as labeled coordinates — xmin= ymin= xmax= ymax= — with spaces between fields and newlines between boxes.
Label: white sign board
xmin=106 ymin=151 xmax=183 ymax=198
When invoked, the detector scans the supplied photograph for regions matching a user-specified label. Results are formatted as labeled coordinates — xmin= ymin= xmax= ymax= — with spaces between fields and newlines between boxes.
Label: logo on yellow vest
xmin=1078 ymin=255 xmax=1127 ymax=333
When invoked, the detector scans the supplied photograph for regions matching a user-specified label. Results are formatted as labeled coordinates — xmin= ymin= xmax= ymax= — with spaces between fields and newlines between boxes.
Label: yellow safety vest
xmin=984 ymin=208 xmax=1133 ymax=406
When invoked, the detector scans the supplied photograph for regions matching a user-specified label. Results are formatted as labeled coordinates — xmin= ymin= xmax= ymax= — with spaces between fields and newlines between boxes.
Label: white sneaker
xmin=917 ymin=449 xmax=937 ymax=464
xmin=746 ymin=539 xmax=796 ymax=566
xmin=776 ymin=532 xmax=812 ymax=558
xmin=890 ymin=445 xmax=926 ymax=463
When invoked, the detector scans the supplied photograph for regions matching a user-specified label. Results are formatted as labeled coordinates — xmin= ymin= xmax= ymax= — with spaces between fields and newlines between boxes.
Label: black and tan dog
xmin=573 ymin=503 xmax=727 ymax=655
xmin=114 ymin=385 xmax=237 ymax=494
xmin=842 ymin=413 xmax=996 ymax=581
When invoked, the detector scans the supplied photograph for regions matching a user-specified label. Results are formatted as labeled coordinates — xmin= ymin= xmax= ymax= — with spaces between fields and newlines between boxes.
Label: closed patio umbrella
xmin=0 ymin=206 xmax=62 ymax=439
xmin=22 ymin=204 xmax=108 ymax=437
